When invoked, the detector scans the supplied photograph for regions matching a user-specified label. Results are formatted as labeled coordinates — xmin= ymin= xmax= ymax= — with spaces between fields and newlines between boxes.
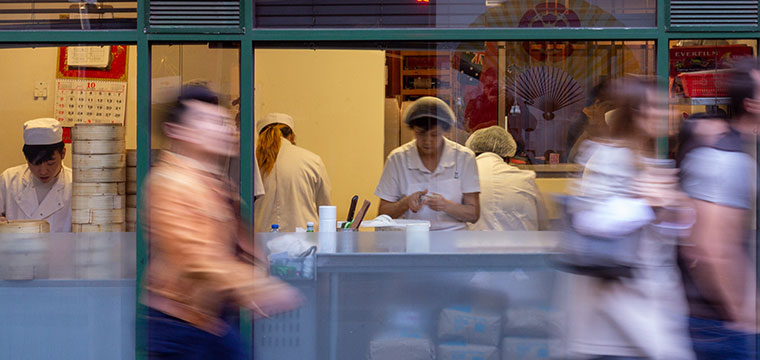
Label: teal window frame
xmin=0 ymin=0 xmax=758 ymax=359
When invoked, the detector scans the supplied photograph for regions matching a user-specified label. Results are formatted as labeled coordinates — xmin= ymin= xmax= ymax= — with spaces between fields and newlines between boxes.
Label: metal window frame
xmin=0 ymin=0 xmax=758 ymax=359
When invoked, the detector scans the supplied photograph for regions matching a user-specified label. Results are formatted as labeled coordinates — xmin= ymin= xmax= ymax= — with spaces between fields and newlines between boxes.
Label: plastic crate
xmin=679 ymin=69 xmax=730 ymax=98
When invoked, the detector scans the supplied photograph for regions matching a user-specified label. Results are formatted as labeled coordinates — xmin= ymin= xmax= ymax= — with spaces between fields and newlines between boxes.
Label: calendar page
xmin=54 ymin=79 xmax=127 ymax=126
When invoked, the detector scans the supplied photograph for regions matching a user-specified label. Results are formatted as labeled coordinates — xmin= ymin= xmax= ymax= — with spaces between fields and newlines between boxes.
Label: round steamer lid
xmin=71 ymin=195 xmax=124 ymax=210
xmin=0 ymin=219 xmax=50 ymax=233
xmin=72 ymin=153 xmax=126 ymax=169
xmin=73 ymin=182 xmax=125 ymax=196
xmin=72 ymin=208 xmax=125 ymax=225
xmin=73 ymin=168 xmax=126 ymax=183
xmin=71 ymin=124 xmax=125 ymax=141
xmin=73 ymin=140 xmax=125 ymax=155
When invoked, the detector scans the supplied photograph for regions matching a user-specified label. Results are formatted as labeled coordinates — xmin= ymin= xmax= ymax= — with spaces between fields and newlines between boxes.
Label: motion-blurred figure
xmin=677 ymin=59 xmax=759 ymax=359
xmin=465 ymin=126 xmax=548 ymax=231
xmin=143 ymin=86 xmax=300 ymax=359
xmin=564 ymin=76 xmax=694 ymax=360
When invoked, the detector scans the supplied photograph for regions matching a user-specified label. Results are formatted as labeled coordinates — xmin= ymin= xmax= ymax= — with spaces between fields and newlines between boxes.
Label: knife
xmin=346 ymin=195 xmax=359 ymax=222
xmin=350 ymin=200 xmax=371 ymax=230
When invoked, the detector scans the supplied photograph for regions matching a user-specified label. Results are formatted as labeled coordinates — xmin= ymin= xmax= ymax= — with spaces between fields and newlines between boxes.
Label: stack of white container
xmin=70 ymin=124 xmax=126 ymax=232
xmin=126 ymin=149 xmax=137 ymax=232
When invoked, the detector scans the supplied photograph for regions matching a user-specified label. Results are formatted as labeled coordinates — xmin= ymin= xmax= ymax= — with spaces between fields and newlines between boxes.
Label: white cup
xmin=405 ymin=223 xmax=430 ymax=253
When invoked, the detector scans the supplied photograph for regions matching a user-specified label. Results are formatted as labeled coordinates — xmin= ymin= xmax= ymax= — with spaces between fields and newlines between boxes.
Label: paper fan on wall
xmin=509 ymin=66 xmax=584 ymax=121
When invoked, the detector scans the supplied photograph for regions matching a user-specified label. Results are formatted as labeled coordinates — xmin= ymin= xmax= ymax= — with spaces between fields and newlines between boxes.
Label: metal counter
xmin=255 ymin=231 xmax=562 ymax=360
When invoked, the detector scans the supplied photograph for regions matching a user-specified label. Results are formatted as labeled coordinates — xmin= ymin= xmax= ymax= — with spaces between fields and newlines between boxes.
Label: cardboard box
xmin=502 ymin=307 xmax=562 ymax=338
xmin=368 ymin=331 xmax=435 ymax=360
xmin=438 ymin=306 xmax=502 ymax=346
xmin=501 ymin=337 xmax=562 ymax=360
xmin=437 ymin=342 xmax=499 ymax=360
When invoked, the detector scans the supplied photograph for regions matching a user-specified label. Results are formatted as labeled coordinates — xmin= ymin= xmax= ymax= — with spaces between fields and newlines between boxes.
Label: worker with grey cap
xmin=465 ymin=126 xmax=547 ymax=231
xmin=254 ymin=113 xmax=332 ymax=232
xmin=375 ymin=96 xmax=480 ymax=231
xmin=0 ymin=118 xmax=72 ymax=232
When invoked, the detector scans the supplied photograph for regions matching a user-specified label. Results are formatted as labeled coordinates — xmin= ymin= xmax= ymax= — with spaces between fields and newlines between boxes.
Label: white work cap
xmin=466 ymin=125 xmax=517 ymax=158
xmin=23 ymin=118 xmax=62 ymax=145
xmin=256 ymin=113 xmax=295 ymax=135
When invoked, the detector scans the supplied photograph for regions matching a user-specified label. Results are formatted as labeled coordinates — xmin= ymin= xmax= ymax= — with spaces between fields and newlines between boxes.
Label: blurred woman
xmin=376 ymin=97 xmax=480 ymax=231
xmin=564 ymin=77 xmax=695 ymax=360
xmin=254 ymin=113 xmax=331 ymax=232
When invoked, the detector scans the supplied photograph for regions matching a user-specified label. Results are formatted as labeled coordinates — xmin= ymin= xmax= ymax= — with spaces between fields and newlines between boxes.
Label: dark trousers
xmin=689 ymin=317 xmax=757 ymax=360
xmin=146 ymin=308 xmax=244 ymax=360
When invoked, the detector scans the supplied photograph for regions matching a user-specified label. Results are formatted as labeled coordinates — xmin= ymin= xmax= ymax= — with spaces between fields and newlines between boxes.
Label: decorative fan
xmin=510 ymin=66 xmax=584 ymax=121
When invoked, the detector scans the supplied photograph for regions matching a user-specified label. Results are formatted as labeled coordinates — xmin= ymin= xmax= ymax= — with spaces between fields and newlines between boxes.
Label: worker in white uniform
xmin=376 ymin=96 xmax=480 ymax=231
xmin=465 ymin=126 xmax=548 ymax=231
xmin=0 ymin=118 xmax=72 ymax=232
xmin=254 ymin=113 xmax=332 ymax=232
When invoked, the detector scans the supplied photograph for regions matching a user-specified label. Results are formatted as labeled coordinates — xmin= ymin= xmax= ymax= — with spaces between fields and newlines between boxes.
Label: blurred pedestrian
xmin=143 ymin=86 xmax=301 ymax=359
xmin=465 ymin=125 xmax=548 ymax=231
xmin=564 ymin=76 xmax=694 ymax=360
xmin=678 ymin=58 xmax=759 ymax=359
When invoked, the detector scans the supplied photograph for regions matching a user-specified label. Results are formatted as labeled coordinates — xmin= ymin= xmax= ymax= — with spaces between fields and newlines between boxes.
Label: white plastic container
xmin=405 ymin=222 xmax=430 ymax=253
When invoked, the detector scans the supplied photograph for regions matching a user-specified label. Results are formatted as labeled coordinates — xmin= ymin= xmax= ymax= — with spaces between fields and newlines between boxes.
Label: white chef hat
xmin=256 ymin=113 xmax=295 ymax=135
xmin=23 ymin=118 xmax=62 ymax=145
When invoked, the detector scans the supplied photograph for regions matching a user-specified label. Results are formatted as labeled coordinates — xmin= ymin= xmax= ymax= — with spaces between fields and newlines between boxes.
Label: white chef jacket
xmin=254 ymin=140 xmax=331 ymax=232
xmin=467 ymin=153 xmax=546 ymax=231
xmin=0 ymin=164 xmax=73 ymax=233
xmin=375 ymin=138 xmax=480 ymax=231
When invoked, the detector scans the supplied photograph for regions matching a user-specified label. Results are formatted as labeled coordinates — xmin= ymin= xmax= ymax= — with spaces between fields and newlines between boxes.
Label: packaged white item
xmin=368 ymin=331 xmax=435 ymax=360
xmin=501 ymin=337 xmax=562 ymax=360
xmin=438 ymin=306 xmax=501 ymax=346
xmin=502 ymin=307 xmax=563 ymax=338
xmin=436 ymin=342 xmax=499 ymax=360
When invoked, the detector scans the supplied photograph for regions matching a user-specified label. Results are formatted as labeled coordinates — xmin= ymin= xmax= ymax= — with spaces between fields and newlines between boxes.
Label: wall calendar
xmin=54 ymin=79 xmax=127 ymax=127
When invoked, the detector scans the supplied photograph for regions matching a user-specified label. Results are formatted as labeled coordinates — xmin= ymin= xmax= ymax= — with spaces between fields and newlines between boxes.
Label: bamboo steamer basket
xmin=72 ymin=223 xmax=126 ymax=233
xmin=126 ymin=166 xmax=137 ymax=182
xmin=73 ymin=140 xmax=125 ymax=155
xmin=72 ymin=208 xmax=125 ymax=225
xmin=126 ymin=195 xmax=137 ymax=208
xmin=72 ymin=182 xmax=125 ymax=196
xmin=73 ymin=167 xmax=125 ymax=183
xmin=0 ymin=219 xmax=49 ymax=234
xmin=126 ymin=208 xmax=137 ymax=223
xmin=72 ymin=153 xmax=125 ymax=169
xmin=71 ymin=195 xmax=124 ymax=210
xmin=125 ymin=222 xmax=137 ymax=232
xmin=72 ymin=124 xmax=125 ymax=141
xmin=126 ymin=181 xmax=137 ymax=195
xmin=126 ymin=149 xmax=137 ymax=167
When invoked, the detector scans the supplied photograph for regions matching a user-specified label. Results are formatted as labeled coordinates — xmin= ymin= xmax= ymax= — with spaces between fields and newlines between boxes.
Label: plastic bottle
xmin=306 ymin=222 xmax=314 ymax=232
xmin=270 ymin=224 xmax=280 ymax=232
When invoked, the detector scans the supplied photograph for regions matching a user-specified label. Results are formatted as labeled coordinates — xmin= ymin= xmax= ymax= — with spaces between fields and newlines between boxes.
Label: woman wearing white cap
xmin=254 ymin=113 xmax=332 ymax=232
xmin=376 ymin=97 xmax=480 ymax=231
xmin=0 ymin=118 xmax=72 ymax=232
xmin=465 ymin=126 xmax=548 ymax=231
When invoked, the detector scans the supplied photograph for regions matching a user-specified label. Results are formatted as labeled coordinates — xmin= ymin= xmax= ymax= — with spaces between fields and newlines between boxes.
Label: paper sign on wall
xmin=54 ymin=79 xmax=127 ymax=127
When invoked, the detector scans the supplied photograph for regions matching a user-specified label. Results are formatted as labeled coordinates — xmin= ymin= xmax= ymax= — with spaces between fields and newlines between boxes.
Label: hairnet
xmin=403 ymin=96 xmax=456 ymax=128
xmin=465 ymin=126 xmax=517 ymax=158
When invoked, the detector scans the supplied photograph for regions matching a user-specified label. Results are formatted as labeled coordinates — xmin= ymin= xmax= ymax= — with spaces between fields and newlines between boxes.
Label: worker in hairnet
xmin=465 ymin=126 xmax=548 ymax=231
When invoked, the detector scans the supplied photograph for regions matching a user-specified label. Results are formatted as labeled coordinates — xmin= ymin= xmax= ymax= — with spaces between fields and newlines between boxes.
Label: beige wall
xmin=0 ymin=45 xmax=137 ymax=172
xmin=254 ymin=49 xmax=385 ymax=221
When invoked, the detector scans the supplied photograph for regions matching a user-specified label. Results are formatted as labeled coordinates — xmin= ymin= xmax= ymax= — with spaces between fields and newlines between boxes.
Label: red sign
xmin=670 ymin=45 xmax=753 ymax=76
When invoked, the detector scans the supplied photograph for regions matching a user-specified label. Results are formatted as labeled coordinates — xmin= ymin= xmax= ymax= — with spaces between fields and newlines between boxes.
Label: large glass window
xmin=254 ymin=0 xmax=656 ymax=28
xmin=0 ymin=1 xmax=137 ymax=30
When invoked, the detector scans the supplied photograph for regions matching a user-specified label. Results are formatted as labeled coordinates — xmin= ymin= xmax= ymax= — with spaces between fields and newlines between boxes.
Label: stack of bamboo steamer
xmin=71 ymin=124 xmax=126 ymax=232
xmin=126 ymin=149 xmax=137 ymax=232
xmin=0 ymin=219 xmax=49 ymax=280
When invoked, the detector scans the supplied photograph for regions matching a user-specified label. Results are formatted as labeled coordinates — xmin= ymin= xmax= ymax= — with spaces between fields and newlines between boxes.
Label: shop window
xmin=252 ymin=40 xmax=654 ymax=233
xmin=0 ymin=1 xmax=136 ymax=30
xmin=254 ymin=0 xmax=655 ymax=28
xmin=668 ymin=39 xmax=758 ymax=139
